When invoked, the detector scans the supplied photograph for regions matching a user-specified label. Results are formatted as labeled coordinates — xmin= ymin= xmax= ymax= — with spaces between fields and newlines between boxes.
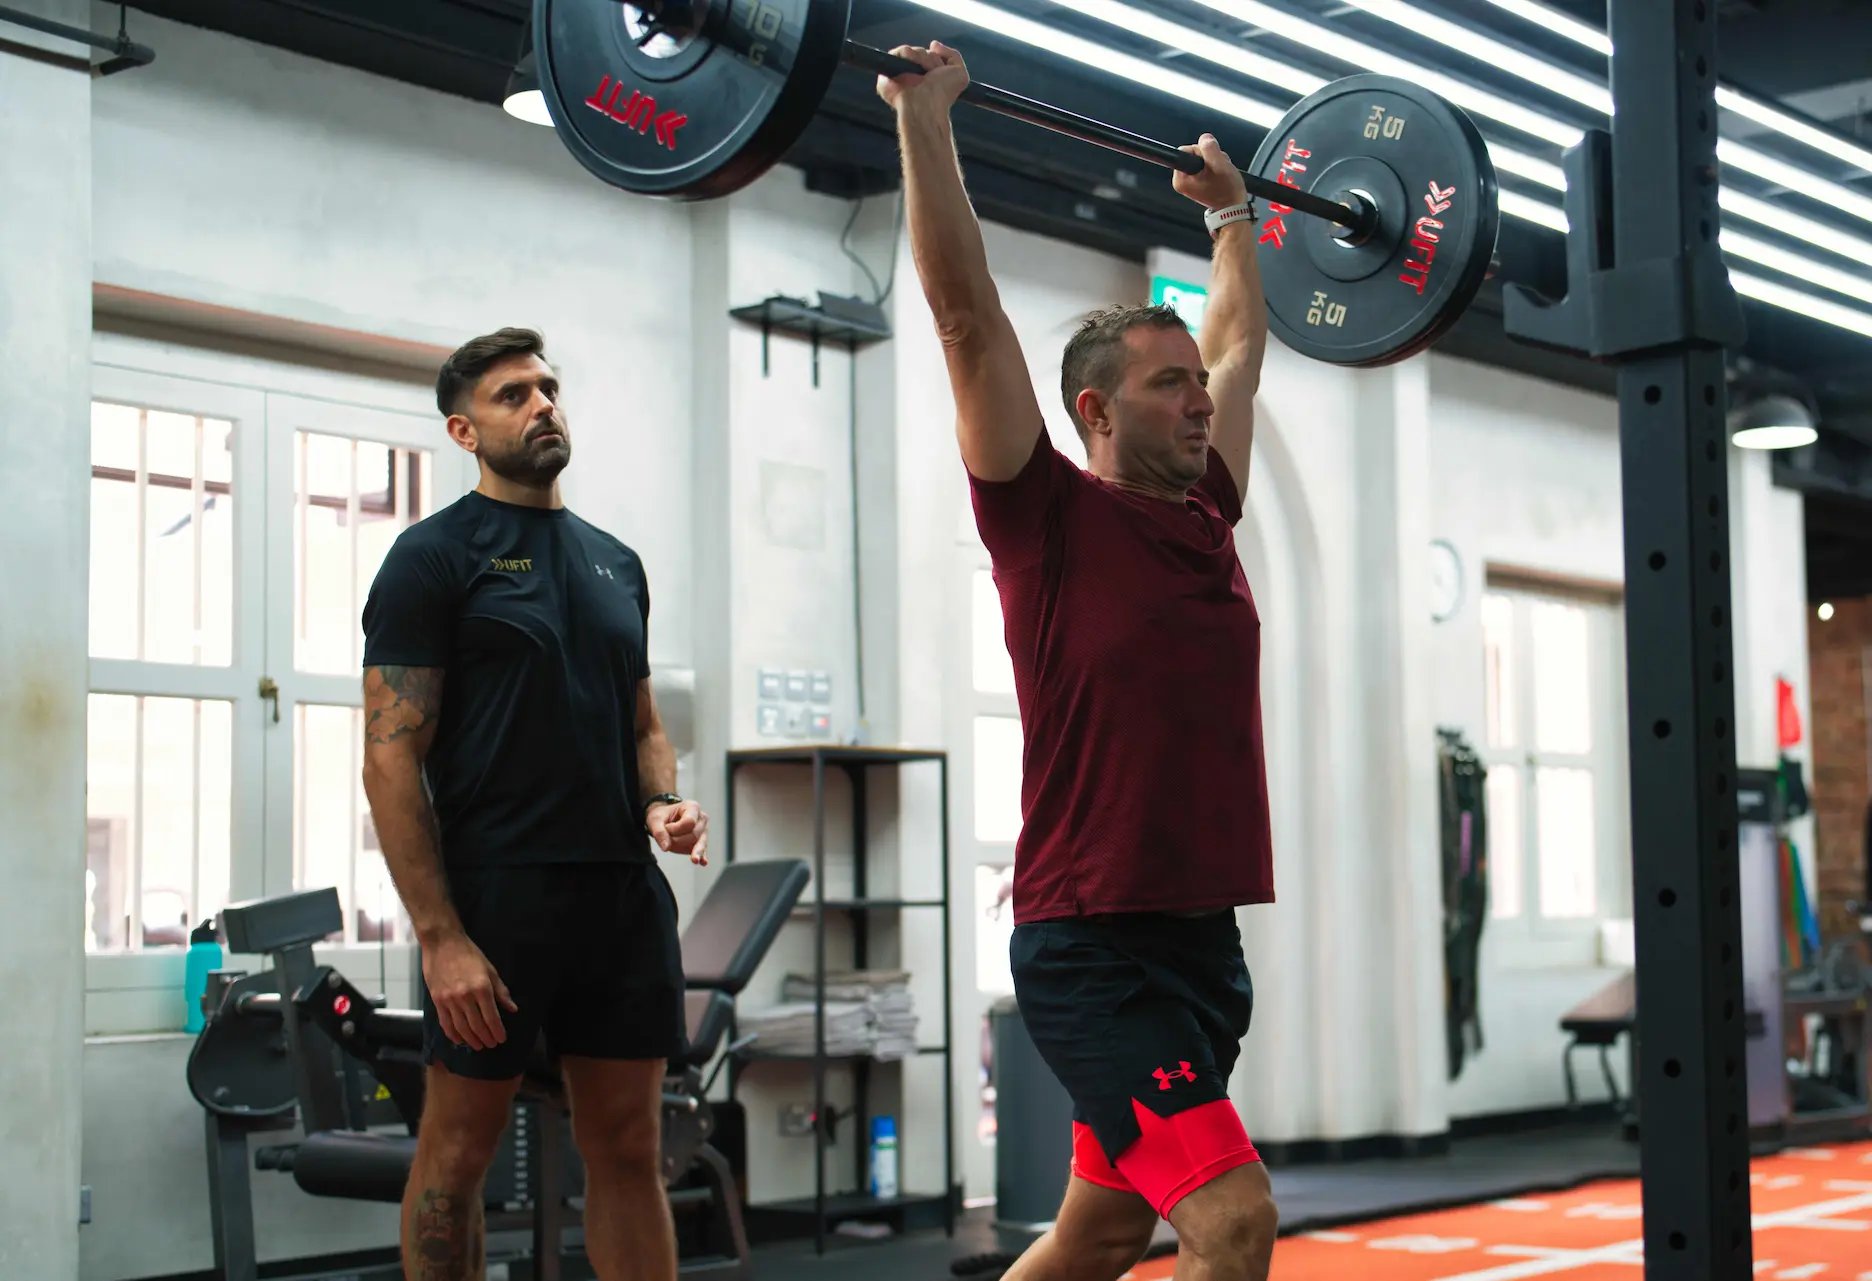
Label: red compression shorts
xmin=1071 ymin=1100 xmax=1262 ymax=1218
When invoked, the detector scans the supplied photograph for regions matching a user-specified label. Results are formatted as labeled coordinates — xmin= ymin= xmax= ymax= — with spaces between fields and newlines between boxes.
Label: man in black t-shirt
xmin=360 ymin=327 xmax=705 ymax=1281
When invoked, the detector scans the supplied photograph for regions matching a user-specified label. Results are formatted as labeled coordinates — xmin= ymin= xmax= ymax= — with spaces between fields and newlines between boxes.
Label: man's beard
xmin=481 ymin=422 xmax=571 ymax=487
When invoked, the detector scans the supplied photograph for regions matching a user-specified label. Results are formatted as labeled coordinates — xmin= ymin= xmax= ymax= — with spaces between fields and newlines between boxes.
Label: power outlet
xmin=779 ymin=1104 xmax=815 ymax=1137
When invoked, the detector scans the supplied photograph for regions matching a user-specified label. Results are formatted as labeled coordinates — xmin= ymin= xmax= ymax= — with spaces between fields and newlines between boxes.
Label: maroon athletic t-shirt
xmin=969 ymin=430 xmax=1274 ymax=924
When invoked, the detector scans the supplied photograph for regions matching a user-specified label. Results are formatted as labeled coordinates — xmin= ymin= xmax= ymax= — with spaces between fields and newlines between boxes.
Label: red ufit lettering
xmin=585 ymin=75 xmax=688 ymax=152
xmin=585 ymin=75 xmax=621 ymax=114
xmin=1398 ymin=180 xmax=1456 ymax=296
xmin=1258 ymin=138 xmax=1312 ymax=250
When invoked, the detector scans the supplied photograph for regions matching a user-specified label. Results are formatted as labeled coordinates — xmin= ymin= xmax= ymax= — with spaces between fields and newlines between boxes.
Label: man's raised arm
xmin=880 ymin=43 xmax=1045 ymax=482
xmin=1175 ymin=134 xmax=1268 ymax=504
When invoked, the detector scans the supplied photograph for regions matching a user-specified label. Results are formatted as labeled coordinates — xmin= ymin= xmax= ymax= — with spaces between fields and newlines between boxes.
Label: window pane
xmin=144 ymin=410 xmax=197 ymax=483
xmin=298 ymin=434 xmax=434 ymax=677
xmin=85 ymin=695 xmax=138 ymax=952
xmin=972 ymin=570 xmax=1016 ymax=696
xmin=140 ymin=697 xmax=197 ymax=947
xmin=976 ymin=863 xmax=1016 ymax=995
xmin=1532 ymin=601 xmax=1592 ymax=755
xmin=1537 ymin=767 xmax=1597 ymax=918
xmin=297 ymin=433 xmax=356 ymax=675
xmin=202 ymin=418 xmax=235 ymax=487
xmin=1486 ymin=764 xmax=1522 ymax=919
xmin=199 ymin=488 xmax=235 ymax=668
xmin=89 ymin=474 xmax=139 ymax=660
xmin=296 ymin=704 xmax=359 ymax=934
xmin=83 ymin=694 xmax=233 ymax=953
xmin=91 ymin=402 xmax=140 ymax=472
xmin=92 ymin=402 xmax=235 ymax=667
xmin=197 ymin=701 xmax=233 ymax=933
xmin=973 ymin=716 xmax=1024 ymax=843
xmin=144 ymin=484 xmax=198 ymax=665
xmin=1481 ymin=592 xmax=1517 ymax=748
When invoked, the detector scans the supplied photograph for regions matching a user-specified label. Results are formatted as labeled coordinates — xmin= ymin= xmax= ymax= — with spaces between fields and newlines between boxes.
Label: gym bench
xmin=187 ymin=858 xmax=809 ymax=1281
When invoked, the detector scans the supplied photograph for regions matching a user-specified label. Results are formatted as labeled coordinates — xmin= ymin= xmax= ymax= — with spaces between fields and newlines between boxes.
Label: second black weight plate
xmin=1248 ymin=75 xmax=1499 ymax=367
xmin=536 ymin=0 xmax=852 ymax=201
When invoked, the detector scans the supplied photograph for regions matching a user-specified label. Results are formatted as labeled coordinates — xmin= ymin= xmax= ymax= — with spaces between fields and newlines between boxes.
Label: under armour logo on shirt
xmin=594 ymin=565 xmax=615 ymax=579
xmin=1153 ymin=1062 xmax=1197 ymax=1090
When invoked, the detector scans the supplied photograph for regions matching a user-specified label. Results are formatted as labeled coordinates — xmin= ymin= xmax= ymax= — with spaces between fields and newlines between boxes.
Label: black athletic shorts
xmin=422 ymin=861 xmax=686 ymax=1080
xmin=1010 ymin=909 xmax=1259 ymax=1215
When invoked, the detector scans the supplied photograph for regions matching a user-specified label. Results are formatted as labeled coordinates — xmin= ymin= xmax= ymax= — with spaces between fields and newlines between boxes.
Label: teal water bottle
xmin=183 ymin=918 xmax=222 ymax=1033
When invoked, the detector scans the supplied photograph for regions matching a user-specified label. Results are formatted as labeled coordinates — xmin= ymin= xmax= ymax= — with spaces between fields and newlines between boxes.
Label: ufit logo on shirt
xmin=490 ymin=556 xmax=533 ymax=572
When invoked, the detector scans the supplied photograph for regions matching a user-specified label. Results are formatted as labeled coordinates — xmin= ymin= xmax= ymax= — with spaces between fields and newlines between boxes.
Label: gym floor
xmin=265 ymin=1118 xmax=1638 ymax=1281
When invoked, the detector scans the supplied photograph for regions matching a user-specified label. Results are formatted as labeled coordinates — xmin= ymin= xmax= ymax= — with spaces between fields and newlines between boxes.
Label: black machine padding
xmin=221 ymin=887 xmax=343 ymax=954
xmin=680 ymin=860 xmax=809 ymax=993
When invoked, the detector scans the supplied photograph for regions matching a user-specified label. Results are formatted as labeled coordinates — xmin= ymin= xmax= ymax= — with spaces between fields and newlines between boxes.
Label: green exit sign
xmin=1151 ymin=275 xmax=1209 ymax=330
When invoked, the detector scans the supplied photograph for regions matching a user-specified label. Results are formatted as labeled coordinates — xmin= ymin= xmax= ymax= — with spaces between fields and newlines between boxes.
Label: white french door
xmin=83 ymin=336 xmax=472 ymax=1032
xmin=260 ymin=393 xmax=473 ymax=940
xmin=84 ymin=367 xmax=270 ymax=993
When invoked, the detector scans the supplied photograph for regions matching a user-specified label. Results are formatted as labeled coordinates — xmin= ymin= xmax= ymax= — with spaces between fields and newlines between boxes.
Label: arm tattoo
xmin=364 ymin=665 xmax=444 ymax=745
xmin=408 ymin=1188 xmax=478 ymax=1279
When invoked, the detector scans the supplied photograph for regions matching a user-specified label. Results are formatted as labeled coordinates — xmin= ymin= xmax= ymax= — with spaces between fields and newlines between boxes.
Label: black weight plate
xmin=1249 ymin=75 xmax=1498 ymax=368
xmin=185 ymin=972 xmax=297 ymax=1118
xmin=535 ymin=0 xmax=852 ymax=201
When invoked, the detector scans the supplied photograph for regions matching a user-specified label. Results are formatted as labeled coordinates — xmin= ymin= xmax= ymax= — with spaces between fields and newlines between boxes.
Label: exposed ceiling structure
xmin=86 ymin=0 xmax=1872 ymax=592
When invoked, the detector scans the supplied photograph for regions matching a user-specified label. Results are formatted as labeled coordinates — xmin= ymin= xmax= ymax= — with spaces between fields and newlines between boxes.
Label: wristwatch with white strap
xmin=1204 ymin=199 xmax=1258 ymax=238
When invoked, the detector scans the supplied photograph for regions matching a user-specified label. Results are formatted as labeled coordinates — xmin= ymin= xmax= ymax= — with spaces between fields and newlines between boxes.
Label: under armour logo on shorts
xmin=1153 ymin=1062 xmax=1197 ymax=1090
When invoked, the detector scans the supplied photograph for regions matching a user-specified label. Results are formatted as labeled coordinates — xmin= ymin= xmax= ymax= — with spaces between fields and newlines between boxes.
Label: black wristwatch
xmin=644 ymin=793 xmax=683 ymax=827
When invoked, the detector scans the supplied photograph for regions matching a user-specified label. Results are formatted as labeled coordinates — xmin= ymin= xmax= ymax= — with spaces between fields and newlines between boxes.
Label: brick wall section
xmin=1808 ymin=594 xmax=1872 ymax=940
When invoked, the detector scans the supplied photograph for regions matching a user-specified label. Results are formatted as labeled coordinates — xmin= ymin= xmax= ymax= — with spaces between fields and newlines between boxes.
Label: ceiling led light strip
xmin=902 ymin=0 xmax=1283 ymax=127
xmin=1719 ymin=188 xmax=1872 ymax=271
xmin=1064 ymin=0 xmax=1872 ymax=287
xmin=1334 ymin=0 xmax=1872 ymax=227
xmin=1183 ymin=0 xmax=1592 ymax=145
xmin=906 ymin=0 xmax=1872 ymax=341
xmin=1169 ymin=0 xmax=1872 ymax=265
xmin=1474 ymin=0 xmax=1611 ymax=55
xmin=1319 ymin=0 xmax=1611 ymax=112
xmin=1733 ymin=272 xmax=1872 ymax=340
xmin=1713 ymin=90 xmax=1872 ymax=178
xmin=1476 ymin=0 xmax=1872 ymax=176
xmin=1052 ymin=0 xmax=1324 ymax=99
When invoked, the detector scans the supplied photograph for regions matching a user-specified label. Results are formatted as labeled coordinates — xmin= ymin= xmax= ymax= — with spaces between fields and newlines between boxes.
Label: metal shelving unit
xmin=722 ymin=746 xmax=957 ymax=1254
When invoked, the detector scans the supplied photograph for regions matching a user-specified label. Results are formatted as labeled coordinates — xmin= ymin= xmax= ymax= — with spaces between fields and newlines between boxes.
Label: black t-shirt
xmin=361 ymin=491 xmax=653 ymax=869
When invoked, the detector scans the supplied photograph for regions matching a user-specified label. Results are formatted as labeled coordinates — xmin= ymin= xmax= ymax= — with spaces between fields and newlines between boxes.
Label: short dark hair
xmin=1060 ymin=304 xmax=1189 ymax=443
xmin=435 ymin=327 xmax=548 ymax=417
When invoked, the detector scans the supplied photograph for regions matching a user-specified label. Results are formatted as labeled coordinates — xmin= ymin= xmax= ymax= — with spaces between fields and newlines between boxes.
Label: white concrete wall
xmin=0 ymin=3 xmax=91 ymax=1275
xmin=1426 ymin=356 xmax=1631 ymax=1119
xmin=1425 ymin=356 xmax=1811 ymax=1119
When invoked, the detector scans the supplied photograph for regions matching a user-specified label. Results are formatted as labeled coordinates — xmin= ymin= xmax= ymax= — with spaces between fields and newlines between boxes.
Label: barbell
xmin=532 ymin=0 xmax=1501 ymax=367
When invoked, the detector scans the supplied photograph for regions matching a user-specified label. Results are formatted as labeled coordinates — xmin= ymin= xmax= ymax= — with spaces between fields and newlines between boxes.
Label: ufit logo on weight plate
xmin=584 ymin=76 xmax=689 ymax=151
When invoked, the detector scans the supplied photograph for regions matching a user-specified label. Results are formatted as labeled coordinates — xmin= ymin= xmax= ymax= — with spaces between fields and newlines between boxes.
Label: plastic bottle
xmin=183 ymin=918 xmax=223 ymax=1034
xmin=869 ymin=1115 xmax=899 ymax=1199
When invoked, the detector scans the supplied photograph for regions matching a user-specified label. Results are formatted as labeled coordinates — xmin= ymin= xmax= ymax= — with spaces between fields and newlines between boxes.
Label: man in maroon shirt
xmin=880 ymin=40 xmax=1278 ymax=1281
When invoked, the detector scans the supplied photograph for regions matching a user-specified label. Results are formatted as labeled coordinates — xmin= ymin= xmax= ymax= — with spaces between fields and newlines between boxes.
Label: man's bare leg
xmin=1167 ymin=1162 xmax=1278 ymax=1281
xmin=1001 ymin=1176 xmax=1160 ymax=1281
xmin=402 ymin=1066 xmax=521 ymax=1280
xmin=562 ymin=1056 xmax=675 ymax=1281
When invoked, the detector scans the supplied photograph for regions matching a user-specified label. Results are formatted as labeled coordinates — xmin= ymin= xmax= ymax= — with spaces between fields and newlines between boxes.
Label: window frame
xmin=84 ymin=336 xmax=468 ymax=1035
xmin=84 ymin=366 xmax=271 ymax=1024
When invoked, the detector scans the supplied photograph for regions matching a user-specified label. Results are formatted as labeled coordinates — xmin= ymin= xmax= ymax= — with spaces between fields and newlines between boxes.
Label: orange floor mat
xmin=1126 ymin=1139 xmax=1872 ymax=1280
